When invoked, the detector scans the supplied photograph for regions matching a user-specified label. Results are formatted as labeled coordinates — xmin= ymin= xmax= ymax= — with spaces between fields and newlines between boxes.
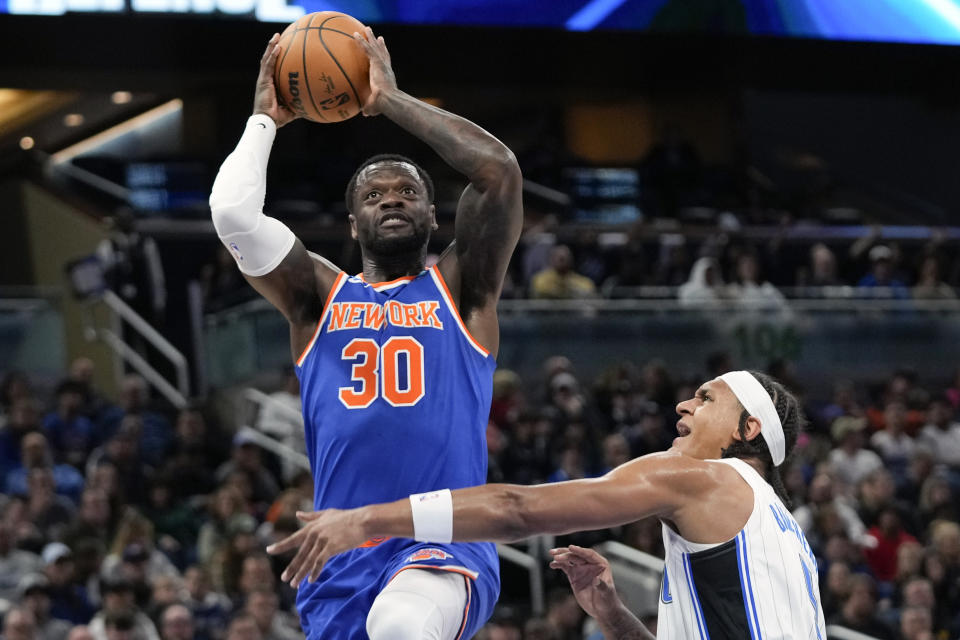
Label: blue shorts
xmin=296 ymin=539 xmax=499 ymax=639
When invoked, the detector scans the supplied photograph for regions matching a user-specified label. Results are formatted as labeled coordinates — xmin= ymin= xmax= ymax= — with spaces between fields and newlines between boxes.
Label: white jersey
xmin=657 ymin=458 xmax=827 ymax=640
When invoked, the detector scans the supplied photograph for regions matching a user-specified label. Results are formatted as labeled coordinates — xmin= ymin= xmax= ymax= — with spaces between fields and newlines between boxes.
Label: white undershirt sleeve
xmin=209 ymin=114 xmax=296 ymax=277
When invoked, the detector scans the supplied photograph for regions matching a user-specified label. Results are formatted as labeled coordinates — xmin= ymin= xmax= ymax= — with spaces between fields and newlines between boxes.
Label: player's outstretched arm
xmin=550 ymin=545 xmax=655 ymax=640
xmin=267 ymin=452 xmax=708 ymax=587
xmin=354 ymin=27 xmax=523 ymax=349
xmin=210 ymin=35 xmax=338 ymax=350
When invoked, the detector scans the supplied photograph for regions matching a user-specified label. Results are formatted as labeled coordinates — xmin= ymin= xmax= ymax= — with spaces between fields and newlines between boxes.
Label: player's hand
xmin=549 ymin=545 xmax=623 ymax=621
xmin=353 ymin=26 xmax=398 ymax=117
xmin=265 ymin=508 xmax=366 ymax=587
xmin=253 ymin=33 xmax=300 ymax=128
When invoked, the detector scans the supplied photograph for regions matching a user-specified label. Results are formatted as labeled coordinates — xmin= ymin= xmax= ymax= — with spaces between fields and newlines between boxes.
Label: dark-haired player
xmin=268 ymin=371 xmax=827 ymax=639
xmin=209 ymin=27 xmax=521 ymax=640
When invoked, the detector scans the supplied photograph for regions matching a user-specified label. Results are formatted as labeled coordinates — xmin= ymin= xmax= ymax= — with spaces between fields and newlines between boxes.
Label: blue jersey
xmin=294 ymin=265 xmax=500 ymax=639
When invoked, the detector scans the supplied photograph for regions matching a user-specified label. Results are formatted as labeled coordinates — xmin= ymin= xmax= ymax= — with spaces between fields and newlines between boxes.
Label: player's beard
xmin=368 ymin=224 xmax=430 ymax=258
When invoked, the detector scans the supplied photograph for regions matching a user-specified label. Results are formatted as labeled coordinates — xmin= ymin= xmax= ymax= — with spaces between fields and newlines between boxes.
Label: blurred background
xmin=3 ymin=1 xmax=960 ymax=639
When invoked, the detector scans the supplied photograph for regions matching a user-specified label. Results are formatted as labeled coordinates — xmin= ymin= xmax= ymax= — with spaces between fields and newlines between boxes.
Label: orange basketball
xmin=274 ymin=11 xmax=371 ymax=123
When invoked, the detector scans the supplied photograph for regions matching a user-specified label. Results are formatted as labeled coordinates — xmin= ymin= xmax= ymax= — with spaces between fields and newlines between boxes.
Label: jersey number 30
xmin=339 ymin=337 xmax=425 ymax=409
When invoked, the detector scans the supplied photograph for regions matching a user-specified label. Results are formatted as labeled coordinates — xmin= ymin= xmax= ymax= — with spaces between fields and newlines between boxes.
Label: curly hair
xmin=344 ymin=154 xmax=435 ymax=214
xmin=721 ymin=370 xmax=806 ymax=508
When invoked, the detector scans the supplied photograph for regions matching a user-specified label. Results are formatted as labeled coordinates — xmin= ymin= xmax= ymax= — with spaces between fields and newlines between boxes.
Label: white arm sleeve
xmin=209 ymin=114 xmax=296 ymax=277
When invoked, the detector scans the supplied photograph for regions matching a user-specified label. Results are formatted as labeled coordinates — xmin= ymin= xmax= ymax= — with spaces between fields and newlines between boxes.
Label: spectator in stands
xmin=224 ymin=614 xmax=262 ymax=640
xmin=897 ymin=447 xmax=937 ymax=506
xmin=68 ymin=627 xmax=94 ymax=640
xmin=1 ymin=607 xmax=37 ymax=640
xmin=182 ymin=565 xmax=230 ymax=640
xmin=17 ymin=573 xmax=71 ymax=640
xmin=727 ymin=252 xmax=788 ymax=311
xmin=599 ymin=433 xmax=631 ymax=474
xmin=806 ymin=242 xmax=840 ymax=287
xmin=478 ymin=618 xmax=522 ymax=640
xmin=918 ymin=473 xmax=958 ymax=529
xmin=498 ymin=411 xmax=551 ymax=486
xmin=543 ymin=587 xmax=584 ymax=640
xmin=147 ymin=576 xmax=183 ymax=623
xmin=828 ymin=416 xmax=883 ymax=490
xmin=62 ymin=488 xmax=113 ymax=550
xmin=143 ymin=476 xmax=201 ymax=569
xmin=857 ymin=468 xmax=914 ymax=532
xmin=530 ymin=245 xmax=597 ymax=299
xmin=899 ymin=606 xmax=934 ymax=640
xmin=912 ymin=256 xmax=956 ymax=300
xmin=898 ymin=577 xmax=944 ymax=635
xmin=5 ymin=432 xmax=84 ymax=504
xmin=827 ymin=574 xmax=895 ymax=639
xmin=41 ymin=542 xmax=95 ymax=625
xmin=652 ymin=233 xmax=690 ymax=287
xmin=86 ymin=420 xmax=152 ymax=507
xmin=196 ymin=486 xmax=247 ymax=567
xmin=161 ymin=406 xmax=222 ymax=501
xmin=678 ymin=256 xmax=725 ymax=306
xmin=97 ymin=209 xmax=166 ymax=330
xmin=95 ymin=375 xmax=170 ymax=468
xmin=235 ymin=554 xmax=279 ymax=607
xmin=101 ymin=511 xmax=179 ymax=588
xmin=43 ymin=380 xmax=95 ymax=469
xmin=793 ymin=471 xmax=867 ymax=549
xmin=214 ymin=435 xmax=280 ymax=512
xmin=862 ymin=507 xmax=917 ymax=583
xmin=816 ymin=379 xmax=864 ymax=433
xmin=870 ymin=400 xmax=916 ymax=479
xmin=822 ymin=561 xmax=852 ymax=620
xmin=209 ymin=514 xmax=258 ymax=601
xmin=0 ymin=396 xmax=41 ymax=484
xmin=27 ymin=467 xmax=76 ymax=538
xmin=242 ymin=587 xmax=300 ymax=640
xmin=88 ymin=578 xmax=159 ymax=640
xmin=0 ymin=371 xmax=33 ymax=420
xmin=857 ymin=245 xmax=909 ymax=298
xmin=918 ymin=394 xmax=960 ymax=468
xmin=0 ymin=520 xmax=41 ymax=604
xmin=66 ymin=358 xmax=110 ymax=423
xmin=157 ymin=604 xmax=194 ymax=640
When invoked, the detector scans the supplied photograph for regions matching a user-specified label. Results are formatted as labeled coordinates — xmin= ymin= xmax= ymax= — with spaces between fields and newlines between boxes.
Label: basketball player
xmin=267 ymin=371 xmax=828 ymax=639
xmin=209 ymin=27 xmax=521 ymax=640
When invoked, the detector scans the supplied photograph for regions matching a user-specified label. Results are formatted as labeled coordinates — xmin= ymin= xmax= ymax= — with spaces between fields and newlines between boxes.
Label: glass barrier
xmin=0 ymin=294 xmax=66 ymax=384
xmin=203 ymin=298 xmax=960 ymax=396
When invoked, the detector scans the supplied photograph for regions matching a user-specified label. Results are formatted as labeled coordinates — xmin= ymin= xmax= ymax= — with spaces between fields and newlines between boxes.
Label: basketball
xmin=274 ymin=11 xmax=371 ymax=123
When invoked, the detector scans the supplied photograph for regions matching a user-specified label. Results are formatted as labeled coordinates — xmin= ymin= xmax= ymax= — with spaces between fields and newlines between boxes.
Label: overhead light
xmin=63 ymin=113 xmax=85 ymax=127
xmin=111 ymin=91 xmax=133 ymax=104
xmin=19 ymin=136 xmax=35 ymax=150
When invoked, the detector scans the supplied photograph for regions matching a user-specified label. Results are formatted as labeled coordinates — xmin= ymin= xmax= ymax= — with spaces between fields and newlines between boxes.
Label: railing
xmin=81 ymin=289 xmax=189 ymax=409
xmin=205 ymin=295 xmax=960 ymax=399
xmin=241 ymin=382 xmax=556 ymax=615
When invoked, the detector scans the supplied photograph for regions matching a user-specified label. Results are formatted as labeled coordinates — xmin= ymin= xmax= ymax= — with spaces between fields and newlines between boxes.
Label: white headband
xmin=718 ymin=371 xmax=786 ymax=466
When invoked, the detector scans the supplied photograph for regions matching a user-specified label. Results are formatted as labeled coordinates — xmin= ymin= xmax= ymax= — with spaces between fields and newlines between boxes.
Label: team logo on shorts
xmin=407 ymin=548 xmax=452 ymax=563
xmin=228 ymin=242 xmax=243 ymax=263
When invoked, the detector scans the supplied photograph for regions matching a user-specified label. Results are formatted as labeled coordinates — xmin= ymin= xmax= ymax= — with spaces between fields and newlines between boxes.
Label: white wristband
xmin=409 ymin=489 xmax=453 ymax=543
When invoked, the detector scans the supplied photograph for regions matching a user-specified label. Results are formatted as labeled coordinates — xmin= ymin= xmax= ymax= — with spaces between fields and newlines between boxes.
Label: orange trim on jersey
xmin=387 ymin=564 xmax=480 ymax=584
xmin=357 ymin=273 xmax=417 ymax=289
xmin=385 ymin=566 xmax=474 ymax=638
xmin=455 ymin=576 xmax=472 ymax=640
xmin=359 ymin=536 xmax=390 ymax=548
xmin=429 ymin=266 xmax=490 ymax=357
xmin=296 ymin=271 xmax=347 ymax=367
